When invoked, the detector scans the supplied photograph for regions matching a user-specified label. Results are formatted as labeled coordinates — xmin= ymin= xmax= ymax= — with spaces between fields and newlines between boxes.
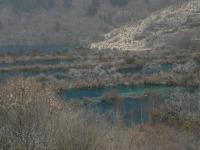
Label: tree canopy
xmin=0 ymin=0 xmax=55 ymax=11
xmin=110 ymin=0 xmax=129 ymax=6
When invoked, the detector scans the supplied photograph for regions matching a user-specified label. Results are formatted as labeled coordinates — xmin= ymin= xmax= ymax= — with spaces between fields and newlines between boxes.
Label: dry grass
xmin=131 ymin=124 xmax=200 ymax=150
xmin=0 ymin=78 xmax=199 ymax=150
xmin=0 ymin=78 xmax=132 ymax=150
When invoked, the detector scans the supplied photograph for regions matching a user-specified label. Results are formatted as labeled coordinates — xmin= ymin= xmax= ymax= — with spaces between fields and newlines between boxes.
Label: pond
xmin=61 ymin=85 xmax=199 ymax=126
xmin=0 ymin=67 xmax=69 ymax=80
xmin=119 ymin=63 xmax=174 ymax=75
xmin=0 ymin=44 xmax=71 ymax=54
xmin=161 ymin=63 xmax=173 ymax=72
xmin=0 ymin=58 xmax=72 ymax=68
xmin=118 ymin=66 xmax=143 ymax=75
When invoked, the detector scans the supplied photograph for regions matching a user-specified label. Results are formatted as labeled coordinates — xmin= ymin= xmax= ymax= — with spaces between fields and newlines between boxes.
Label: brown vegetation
xmin=131 ymin=124 xmax=200 ymax=150
xmin=0 ymin=78 xmax=132 ymax=150
xmin=0 ymin=78 xmax=199 ymax=150
xmin=101 ymin=90 xmax=123 ymax=103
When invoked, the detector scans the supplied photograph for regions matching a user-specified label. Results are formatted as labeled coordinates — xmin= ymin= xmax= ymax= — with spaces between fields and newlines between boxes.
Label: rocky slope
xmin=0 ymin=0 xmax=177 ymax=46
xmin=90 ymin=0 xmax=200 ymax=51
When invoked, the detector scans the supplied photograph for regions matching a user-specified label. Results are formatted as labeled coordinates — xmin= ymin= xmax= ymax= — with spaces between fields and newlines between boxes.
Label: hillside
xmin=0 ymin=0 xmax=177 ymax=46
xmin=90 ymin=0 xmax=200 ymax=51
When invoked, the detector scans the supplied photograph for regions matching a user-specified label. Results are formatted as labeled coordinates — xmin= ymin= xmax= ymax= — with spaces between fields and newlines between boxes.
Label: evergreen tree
xmin=110 ymin=0 xmax=129 ymax=6
xmin=87 ymin=0 xmax=100 ymax=16
xmin=64 ymin=0 xmax=72 ymax=8
xmin=0 ymin=0 xmax=55 ymax=11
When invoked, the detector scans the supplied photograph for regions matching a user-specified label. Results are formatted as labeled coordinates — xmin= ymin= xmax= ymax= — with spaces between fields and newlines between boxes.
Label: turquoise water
xmin=119 ymin=63 xmax=174 ymax=75
xmin=62 ymin=85 xmax=185 ymax=100
xmin=0 ymin=58 xmax=72 ymax=68
xmin=161 ymin=63 xmax=173 ymax=72
xmin=0 ymin=44 xmax=70 ymax=54
xmin=0 ymin=45 xmax=73 ymax=80
xmin=62 ymin=85 xmax=198 ymax=126
xmin=118 ymin=66 xmax=143 ymax=74
xmin=0 ymin=67 xmax=69 ymax=80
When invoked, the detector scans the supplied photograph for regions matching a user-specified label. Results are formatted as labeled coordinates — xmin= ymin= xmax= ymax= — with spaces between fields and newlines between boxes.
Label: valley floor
xmin=0 ymin=47 xmax=199 ymax=89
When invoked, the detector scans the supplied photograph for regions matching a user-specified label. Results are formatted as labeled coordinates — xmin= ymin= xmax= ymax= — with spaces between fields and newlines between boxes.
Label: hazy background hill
xmin=91 ymin=0 xmax=200 ymax=52
xmin=0 ymin=0 xmax=178 ymax=46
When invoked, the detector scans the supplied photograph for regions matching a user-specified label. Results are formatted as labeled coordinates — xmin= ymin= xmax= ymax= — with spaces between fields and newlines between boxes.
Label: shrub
xmin=0 ymin=21 xmax=3 ymax=31
xmin=152 ymin=91 xmax=200 ymax=133
xmin=101 ymin=90 xmax=123 ymax=103
xmin=0 ymin=78 xmax=132 ymax=150
xmin=125 ymin=57 xmax=136 ymax=64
